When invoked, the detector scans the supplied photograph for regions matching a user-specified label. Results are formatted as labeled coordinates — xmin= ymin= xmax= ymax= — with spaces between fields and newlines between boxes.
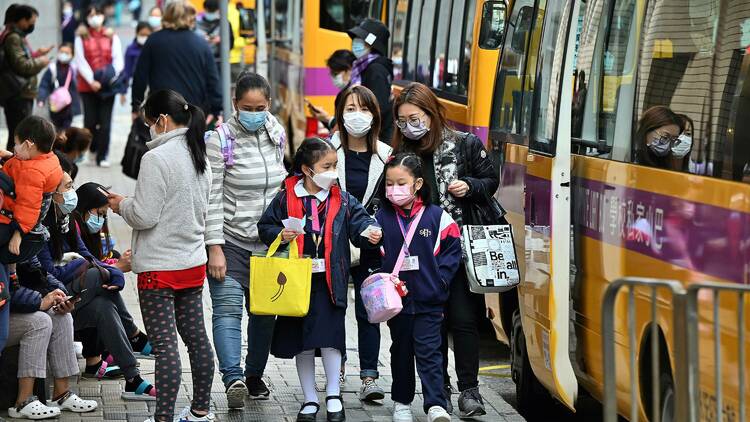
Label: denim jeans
xmin=352 ymin=265 xmax=380 ymax=379
xmin=209 ymin=274 xmax=275 ymax=386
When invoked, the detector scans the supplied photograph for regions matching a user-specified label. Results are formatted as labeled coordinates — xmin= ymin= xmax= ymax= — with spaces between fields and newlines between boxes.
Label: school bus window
xmin=415 ymin=1 xmax=438 ymax=84
xmin=632 ymin=0 xmax=750 ymax=180
xmin=479 ymin=1 xmax=506 ymax=49
xmin=431 ymin=2 xmax=452 ymax=89
xmin=598 ymin=0 xmax=638 ymax=161
xmin=488 ymin=0 xmax=535 ymax=140
xmin=444 ymin=0 xmax=475 ymax=96
xmin=390 ymin=0 xmax=409 ymax=81
xmin=403 ymin=0 xmax=422 ymax=81
xmin=529 ymin=0 xmax=568 ymax=152
xmin=320 ymin=0 xmax=373 ymax=32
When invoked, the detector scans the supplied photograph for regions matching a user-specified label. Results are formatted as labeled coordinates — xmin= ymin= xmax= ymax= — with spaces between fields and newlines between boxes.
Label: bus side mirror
xmin=479 ymin=1 xmax=507 ymax=50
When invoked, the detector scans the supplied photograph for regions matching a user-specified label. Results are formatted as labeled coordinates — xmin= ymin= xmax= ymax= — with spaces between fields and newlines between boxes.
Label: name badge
xmin=400 ymin=256 xmax=420 ymax=272
xmin=312 ymin=258 xmax=326 ymax=273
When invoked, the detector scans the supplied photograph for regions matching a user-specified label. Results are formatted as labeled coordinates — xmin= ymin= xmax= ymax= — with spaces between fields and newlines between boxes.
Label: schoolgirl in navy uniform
xmin=373 ymin=153 xmax=462 ymax=422
xmin=257 ymin=137 xmax=382 ymax=422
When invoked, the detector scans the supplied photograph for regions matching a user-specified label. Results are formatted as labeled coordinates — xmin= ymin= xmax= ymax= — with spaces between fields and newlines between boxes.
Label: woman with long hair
xmin=392 ymin=82 xmax=499 ymax=418
xmin=108 ymin=89 xmax=215 ymax=422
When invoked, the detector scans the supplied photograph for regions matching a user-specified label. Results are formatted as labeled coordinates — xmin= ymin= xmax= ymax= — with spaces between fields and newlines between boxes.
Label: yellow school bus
xmin=385 ymin=0 xmax=512 ymax=143
xmin=486 ymin=0 xmax=750 ymax=420
xmin=264 ymin=0 xmax=384 ymax=153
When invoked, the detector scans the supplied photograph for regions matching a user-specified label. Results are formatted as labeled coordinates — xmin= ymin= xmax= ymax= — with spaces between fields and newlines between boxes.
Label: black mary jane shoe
xmin=296 ymin=402 xmax=320 ymax=422
xmin=326 ymin=395 xmax=346 ymax=422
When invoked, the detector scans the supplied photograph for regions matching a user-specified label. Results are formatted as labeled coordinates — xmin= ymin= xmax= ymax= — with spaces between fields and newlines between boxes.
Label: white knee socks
xmin=321 ymin=347 xmax=342 ymax=412
xmin=295 ymin=350 xmax=318 ymax=414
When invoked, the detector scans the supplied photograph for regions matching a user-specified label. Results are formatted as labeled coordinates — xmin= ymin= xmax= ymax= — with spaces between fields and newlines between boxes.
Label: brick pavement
xmin=0 ymin=75 xmax=523 ymax=422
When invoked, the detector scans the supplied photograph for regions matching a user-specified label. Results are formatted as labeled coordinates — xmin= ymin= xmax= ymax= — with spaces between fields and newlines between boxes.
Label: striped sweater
xmin=205 ymin=115 xmax=288 ymax=249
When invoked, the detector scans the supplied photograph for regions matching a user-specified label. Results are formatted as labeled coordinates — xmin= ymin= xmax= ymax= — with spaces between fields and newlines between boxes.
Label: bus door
xmin=521 ymin=0 xmax=578 ymax=409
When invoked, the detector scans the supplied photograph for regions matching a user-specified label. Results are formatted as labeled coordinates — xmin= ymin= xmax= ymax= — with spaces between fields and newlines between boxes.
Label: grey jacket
xmin=204 ymin=115 xmax=287 ymax=250
xmin=120 ymin=128 xmax=212 ymax=273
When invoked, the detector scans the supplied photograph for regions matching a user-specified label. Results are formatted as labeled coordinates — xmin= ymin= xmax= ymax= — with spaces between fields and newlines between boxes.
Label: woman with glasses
xmin=634 ymin=105 xmax=691 ymax=171
xmin=391 ymin=82 xmax=498 ymax=418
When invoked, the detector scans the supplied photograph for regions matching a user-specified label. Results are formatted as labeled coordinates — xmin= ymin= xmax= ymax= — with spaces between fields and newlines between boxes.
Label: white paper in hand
xmin=360 ymin=225 xmax=382 ymax=238
xmin=282 ymin=217 xmax=306 ymax=233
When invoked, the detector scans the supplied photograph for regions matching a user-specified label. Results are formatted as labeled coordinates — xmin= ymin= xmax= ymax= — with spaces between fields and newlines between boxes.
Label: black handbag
xmin=460 ymin=133 xmax=507 ymax=226
xmin=121 ymin=117 xmax=150 ymax=179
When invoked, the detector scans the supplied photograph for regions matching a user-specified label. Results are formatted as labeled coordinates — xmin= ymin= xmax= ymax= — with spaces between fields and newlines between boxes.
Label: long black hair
xmin=46 ymin=152 xmax=79 ymax=262
xmin=141 ymin=89 xmax=207 ymax=174
xmin=292 ymin=137 xmax=336 ymax=176
xmin=73 ymin=182 xmax=112 ymax=260
xmin=380 ymin=152 xmax=432 ymax=205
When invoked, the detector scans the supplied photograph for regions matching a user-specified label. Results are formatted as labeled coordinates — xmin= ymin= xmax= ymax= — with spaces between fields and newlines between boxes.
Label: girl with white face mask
xmin=328 ymin=85 xmax=393 ymax=400
xmin=257 ymin=137 xmax=382 ymax=422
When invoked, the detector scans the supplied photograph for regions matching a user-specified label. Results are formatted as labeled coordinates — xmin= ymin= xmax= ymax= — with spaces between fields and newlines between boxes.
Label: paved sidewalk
xmin=0 ymin=68 xmax=523 ymax=422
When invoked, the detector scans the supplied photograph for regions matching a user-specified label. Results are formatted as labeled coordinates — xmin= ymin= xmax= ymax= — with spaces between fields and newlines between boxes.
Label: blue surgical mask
xmin=352 ymin=38 xmax=369 ymax=59
xmin=86 ymin=214 xmax=105 ymax=233
xmin=57 ymin=190 xmax=78 ymax=215
xmin=204 ymin=12 xmax=220 ymax=21
xmin=148 ymin=16 xmax=162 ymax=29
xmin=238 ymin=110 xmax=267 ymax=132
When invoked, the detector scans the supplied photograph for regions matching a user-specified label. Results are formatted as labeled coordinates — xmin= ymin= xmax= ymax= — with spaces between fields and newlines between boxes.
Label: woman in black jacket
xmin=392 ymin=82 xmax=499 ymax=418
xmin=347 ymin=18 xmax=394 ymax=143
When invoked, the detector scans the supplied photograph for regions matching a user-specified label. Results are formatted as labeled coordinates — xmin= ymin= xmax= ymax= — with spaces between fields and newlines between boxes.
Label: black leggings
xmin=80 ymin=92 xmax=115 ymax=163
xmin=139 ymin=287 xmax=214 ymax=421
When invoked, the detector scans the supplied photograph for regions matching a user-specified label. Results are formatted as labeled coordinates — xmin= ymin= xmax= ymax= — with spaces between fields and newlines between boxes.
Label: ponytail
xmin=185 ymin=103 xmax=207 ymax=174
xmin=142 ymin=89 xmax=207 ymax=174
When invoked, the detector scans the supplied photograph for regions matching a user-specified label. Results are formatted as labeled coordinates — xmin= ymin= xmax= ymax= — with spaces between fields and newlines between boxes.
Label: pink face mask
xmin=386 ymin=184 xmax=415 ymax=207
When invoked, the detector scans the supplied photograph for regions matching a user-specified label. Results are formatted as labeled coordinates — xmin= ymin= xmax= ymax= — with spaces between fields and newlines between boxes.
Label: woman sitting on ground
xmin=6 ymin=261 xmax=98 ymax=419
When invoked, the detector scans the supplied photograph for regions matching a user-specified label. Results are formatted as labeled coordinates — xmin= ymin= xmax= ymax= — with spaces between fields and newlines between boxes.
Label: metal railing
xmin=602 ymin=278 xmax=690 ymax=422
xmin=602 ymin=278 xmax=750 ymax=422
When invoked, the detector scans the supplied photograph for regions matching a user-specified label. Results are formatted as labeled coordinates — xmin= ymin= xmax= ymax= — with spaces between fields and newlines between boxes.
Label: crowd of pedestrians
xmin=0 ymin=2 xmax=501 ymax=422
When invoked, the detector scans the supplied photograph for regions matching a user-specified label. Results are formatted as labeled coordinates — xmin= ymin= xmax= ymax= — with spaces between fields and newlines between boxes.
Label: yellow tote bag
xmin=249 ymin=234 xmax=312 ymax=317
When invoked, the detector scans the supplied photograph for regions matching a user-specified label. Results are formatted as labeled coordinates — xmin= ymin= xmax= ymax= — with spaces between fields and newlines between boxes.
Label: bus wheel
xmin=639 ymin=329 xmax=675 ymax=422
xmin=511 ymin=309 xmax=554 ymax=418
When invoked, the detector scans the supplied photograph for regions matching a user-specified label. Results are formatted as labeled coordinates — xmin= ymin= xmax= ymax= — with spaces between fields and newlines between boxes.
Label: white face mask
xmin=310 ymin=170 xmax=338 ymax=191
xmin=343 ymin=111 xmax=373 ymax=137
xmin=57 ymin=52 xmax=72 ymax=64
xmin=136 ymin=35 xmax=148 ymax=45
xmin=671 ymin=134 xmax=692 ymax=158
xmin=88 ymin=15 xmax=104 ymax=29
xmin=331 ymin=72 xmax=348 ymax=90
xmin=149 ymin=115 xmax=167 ymax=139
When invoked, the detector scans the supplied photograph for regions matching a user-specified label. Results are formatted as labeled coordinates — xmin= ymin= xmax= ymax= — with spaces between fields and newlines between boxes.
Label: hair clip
xmin=183 ymin=104 xmax=189 ymax=111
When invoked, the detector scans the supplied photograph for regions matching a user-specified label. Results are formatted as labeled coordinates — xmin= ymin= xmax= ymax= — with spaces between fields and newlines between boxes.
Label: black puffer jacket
xmin=361 ymin=55 xmax=394 ymax=143
xmin=456 ymin=132 xmax=500 ymax=226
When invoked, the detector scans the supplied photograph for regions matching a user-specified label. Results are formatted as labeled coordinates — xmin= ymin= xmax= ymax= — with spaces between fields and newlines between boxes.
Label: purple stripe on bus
xmin=450 ymin=121 xmax=489 ymax=144
xmin=498 ymin=161 xmax=749 ymax=284
xmin=304 ymin=67 xmax=339 ymax=96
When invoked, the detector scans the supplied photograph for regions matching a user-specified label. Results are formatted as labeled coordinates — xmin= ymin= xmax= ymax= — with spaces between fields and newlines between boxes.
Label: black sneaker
xmin=225 ymin=379 xmax=247 ymax=409
xmin=457 ymin=387 xmax=486 ymax=418
xmin=444 ymin=384 xmax=454 ymax=414
xmin=246 ymin=376 xmax=270 ymax=400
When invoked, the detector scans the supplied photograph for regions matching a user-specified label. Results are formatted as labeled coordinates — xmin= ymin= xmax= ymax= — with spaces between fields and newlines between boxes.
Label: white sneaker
xmin=82 ymin=152 xmax=97 ymax=166
xmin=52 ymin=392 xmax=98 ymax=413
xmin=98 ymin=160 xmax=111 ymax=168
xmin=427 ymin=405 xmax=451 ymax=422
xmin=8 ymin=397 xmax=61 ymax=419
xmin=174 ymin=405 xmax=216 ymax=421
xmin=393 ymin=402 xmax=414 ymax=422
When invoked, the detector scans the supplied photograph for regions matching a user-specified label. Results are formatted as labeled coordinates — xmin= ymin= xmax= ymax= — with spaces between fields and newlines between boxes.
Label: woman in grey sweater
xmin=108 ymin=90 xmax=215 ymax=422
xmin=204 ymin=72 xmax=287 ymax=408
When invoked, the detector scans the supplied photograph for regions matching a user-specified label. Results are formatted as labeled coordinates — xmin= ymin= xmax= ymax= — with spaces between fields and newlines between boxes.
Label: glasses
xmin=395 ymin=114 xmax=426 ymax=130
xmin=651 ymin=132 xmax=680 ymax=147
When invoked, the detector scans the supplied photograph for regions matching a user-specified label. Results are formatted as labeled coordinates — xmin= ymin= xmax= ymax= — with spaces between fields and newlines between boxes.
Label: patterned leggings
xmin=139 ymin=287 xmax=214 ymax=421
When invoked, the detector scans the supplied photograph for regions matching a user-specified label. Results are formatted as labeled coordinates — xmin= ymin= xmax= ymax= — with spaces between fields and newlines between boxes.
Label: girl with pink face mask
xmin=369 ymin=153 xmax=462 ymax=422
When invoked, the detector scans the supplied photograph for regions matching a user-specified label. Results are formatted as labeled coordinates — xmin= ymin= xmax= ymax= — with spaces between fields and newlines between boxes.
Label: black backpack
xmin=121 ymin=116 xmax=151 ymax=179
